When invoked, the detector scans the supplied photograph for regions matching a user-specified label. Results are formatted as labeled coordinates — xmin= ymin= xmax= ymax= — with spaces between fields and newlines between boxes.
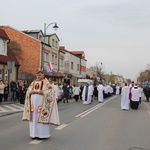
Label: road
xmin=0 ymin=96 xmax=150 ymax=150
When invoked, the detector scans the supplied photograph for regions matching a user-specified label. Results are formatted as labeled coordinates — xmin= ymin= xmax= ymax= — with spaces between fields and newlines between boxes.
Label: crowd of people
xmin=1 ymin=77 xmax=149 ymax=110
xmin=121 ymin=81 xmax=150 ymax=110
xmin=0 ymin=79 xmax=28 ymax=104
xmin=54 ymin=81 xmax=120 ymax=105
xmin=54 ymin=80 xmax=150 ymax=111
xmin=1 ymin=74 xmax=150 ymax=140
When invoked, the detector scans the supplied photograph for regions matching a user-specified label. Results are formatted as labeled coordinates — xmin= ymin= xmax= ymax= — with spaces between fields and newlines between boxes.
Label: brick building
xmin=0 ymin=28 xmax=19 ymax=82
xmin=0 ymin=26 xmax=41 ymax=82
xmin=0 ymin=26 xmax=66 ymax=83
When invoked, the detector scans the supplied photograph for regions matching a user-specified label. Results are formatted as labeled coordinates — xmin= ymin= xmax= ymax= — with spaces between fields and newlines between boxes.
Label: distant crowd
xmin=55 ymin=81 xmax=120 ymax=104
xmin=0 ymin=79 xmax=28 ymax=104
xmin=0 ymin=78 xmax=150 ymax=109
xmin=55 ymin=80 xmax=150 ymax=109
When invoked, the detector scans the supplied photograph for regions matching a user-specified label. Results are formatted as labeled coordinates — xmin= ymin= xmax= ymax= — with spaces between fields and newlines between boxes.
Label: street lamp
xmin=44 ymin=22 xmax=59 ymax=35
xmin=97 ymin=62 xmax=103 ymax=81
xmin=41 ymin=22 xmax=59 ymax=71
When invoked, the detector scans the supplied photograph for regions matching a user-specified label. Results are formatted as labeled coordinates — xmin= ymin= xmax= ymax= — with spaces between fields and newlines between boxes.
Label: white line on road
xmin=76 ymin=96 xmax=117 ymax=118
xmin=147 ymin=111 xmax=150 ymax=115
xmin=75 ymin=103 xmax=102 ymax=118
xmin=29 ymin=140 xmax=43 ymax=144
xmin=0 ymin=107 xmax=8 ymax=112
xmin=4 ymin=105 xmax=23 ymax=112
xmin=80 ymin=103 xmax=106 ymax=117
xmin=4 ymin=105 xmax=19 ymax=111
xmin=55 ymin=124 xmax=68 ymax=130
xmin=10 ymin=104 xmax=24 ymax=110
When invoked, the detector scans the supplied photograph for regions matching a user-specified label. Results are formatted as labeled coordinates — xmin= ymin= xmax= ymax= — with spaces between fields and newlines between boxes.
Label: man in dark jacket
xmin=10 ymin=79 xmax=17 ymax=101
xmin=143 ymin=84 xmax=150 ymax=102
xmin=62 ymin=83 xmax=69 ymax=103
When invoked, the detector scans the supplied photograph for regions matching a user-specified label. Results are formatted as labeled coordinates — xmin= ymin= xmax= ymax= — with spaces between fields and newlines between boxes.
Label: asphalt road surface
xmin=0 ymin=95 xmax=150 ymax=150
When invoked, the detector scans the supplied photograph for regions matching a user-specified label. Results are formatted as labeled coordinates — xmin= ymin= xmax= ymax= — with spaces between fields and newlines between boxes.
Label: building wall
xmin=59 ymin=52 xmax=65 ymax=72
xmin=70 ymin=54 xmax=80 ymax=75
xmin=81 ymin=59 xmax=86 ymax=78
xmin=0 ymin=26 xmax=41 ymax=75
xmin=0 ymin=64 xmax=18 ymax=81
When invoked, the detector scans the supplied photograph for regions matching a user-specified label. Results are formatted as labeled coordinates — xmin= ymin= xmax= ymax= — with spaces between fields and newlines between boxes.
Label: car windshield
xmin=77 ymin=82 xmax=87 ymax=87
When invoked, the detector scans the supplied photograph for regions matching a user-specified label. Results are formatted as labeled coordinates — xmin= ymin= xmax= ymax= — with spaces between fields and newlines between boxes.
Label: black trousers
xmin=0 ymin=94 xmax=3 ymax=103
xmin=74 ymin=95 xmax=79 ymax=102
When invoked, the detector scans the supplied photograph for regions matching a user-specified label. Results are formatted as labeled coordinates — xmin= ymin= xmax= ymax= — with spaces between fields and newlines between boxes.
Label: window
xmin=39 ymin=35 xmax=42 ymax=41
xmin=55 ymin=41 xmax=58 ymax=48
xmin=43 ymin=52 xmax=48 ymax=61
xmin=77 ymin=64 xmax=79 ymax=71
xmin=55 ymin=56 xmax=57 ymax=65
xmin=60 ymin=58 xmax=63 ymax=66
xmin=71 ymin=62 xmax=73 ymax=69
xmin=0 ymin=39 xmax=7 ymax=55
xmin=52 ymin=55 xmax=54 ymax=64
xmin=52 ymin=39 xmax=55 ymax=47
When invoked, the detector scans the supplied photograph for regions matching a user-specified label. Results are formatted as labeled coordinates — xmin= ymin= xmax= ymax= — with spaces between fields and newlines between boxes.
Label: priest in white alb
xmin=82 ymin=82 xmax=92 ymax=104
xmin=121 ymin=83 xmax=130 ymax=110
xmin=97 ymin=82 xmax=104 ymax=103
xmin=22 ymin=71 xmax=60 ymax=140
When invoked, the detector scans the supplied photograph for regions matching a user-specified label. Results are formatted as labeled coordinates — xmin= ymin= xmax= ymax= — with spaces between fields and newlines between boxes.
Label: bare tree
xmin=137 ymin=64 xmax=150 ymax=84
xmin=8 ymin=41 xmax=23 ymax=60
xmin=87 ymin=62 xmax=105 ymax=84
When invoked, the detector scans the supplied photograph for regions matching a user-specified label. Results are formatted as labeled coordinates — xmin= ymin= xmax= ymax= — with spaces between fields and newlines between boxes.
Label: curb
xmin=1 ymin=101 xmax=20 ymax=105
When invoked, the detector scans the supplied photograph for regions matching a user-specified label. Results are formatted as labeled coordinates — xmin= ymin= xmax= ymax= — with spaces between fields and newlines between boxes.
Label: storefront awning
xmin=44 ymin=70 xmax=60 ymax=77
xmin=44 ymin=71 xmax=65 ymax=78
xmin=58 ymin=72 xmax=66 ymax=77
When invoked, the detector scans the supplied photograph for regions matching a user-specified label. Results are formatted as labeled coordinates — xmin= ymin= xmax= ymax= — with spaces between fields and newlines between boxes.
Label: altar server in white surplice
xmin=97 ymin=82 xmax=104 ymax=103
xmin=121 ymin=83 xmax=130 ymax=110
xmin=116 ymin=85 xmax=120 ymax=95
xmin=22 ymin=71 xmax=60 ymax=140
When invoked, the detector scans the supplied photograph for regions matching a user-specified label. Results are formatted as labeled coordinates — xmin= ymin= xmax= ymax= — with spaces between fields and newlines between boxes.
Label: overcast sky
xmin=1 ymin=0 xmax=150 ymax=80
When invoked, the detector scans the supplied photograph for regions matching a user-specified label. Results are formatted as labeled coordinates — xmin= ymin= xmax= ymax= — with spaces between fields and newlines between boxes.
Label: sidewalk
xmin=1 ymin=100 xmax=20 ymax=105
xmin=0 ymin=100 xmax=23 ymax=117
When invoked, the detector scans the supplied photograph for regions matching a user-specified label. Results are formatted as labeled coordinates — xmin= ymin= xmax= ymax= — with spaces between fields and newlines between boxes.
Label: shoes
xmin=32 ymin=137 xmax=48 ymax=140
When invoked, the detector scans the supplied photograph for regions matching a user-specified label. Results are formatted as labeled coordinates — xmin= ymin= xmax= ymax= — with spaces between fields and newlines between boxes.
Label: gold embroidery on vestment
xmin=31 ymin=104 xmax=34 ymax=112
xmin=37 ymin=106 xmax=42 ymax=113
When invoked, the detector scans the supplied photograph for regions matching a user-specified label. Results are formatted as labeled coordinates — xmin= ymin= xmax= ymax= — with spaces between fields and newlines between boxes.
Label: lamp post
xmin=44 ymin=22 xmax=59 ymax=35
xmin=96 ymin=62 xmax=103 ymax=81
xmin=96 ymin=62 xmax=103 ymax=75
xmin=41 ymin=22 xmax=59 ymax=71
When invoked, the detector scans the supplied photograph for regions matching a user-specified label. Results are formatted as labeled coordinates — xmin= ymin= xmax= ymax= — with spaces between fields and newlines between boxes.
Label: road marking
xmin=4 ymin=105 xmax=18 ymax=111
xmin=55 ymin=124 xmax=68 ymax=130
xmin=76 ymin=96 xmax=117 ymax=118
xmin=0 ymin=104 xmax=23 ymax=113
xmin=147 ymin=111 xmax=150 ymax=115
xmin=80 ymin=103 xmax=105 ymax=117
xmin=10 ymin=104 xmax=24 ymax=110
xmin=0 ymin=107 xmax=8 ymax=112
xmin=75 ymin=103 xmax=102 ymax=117
xmin=29 ymin=140 xmax=43 ymax=144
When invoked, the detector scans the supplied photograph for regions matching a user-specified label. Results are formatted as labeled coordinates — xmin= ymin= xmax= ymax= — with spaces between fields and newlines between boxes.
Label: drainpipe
xmin=58 ymin=50 xmax=60 ymax=72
